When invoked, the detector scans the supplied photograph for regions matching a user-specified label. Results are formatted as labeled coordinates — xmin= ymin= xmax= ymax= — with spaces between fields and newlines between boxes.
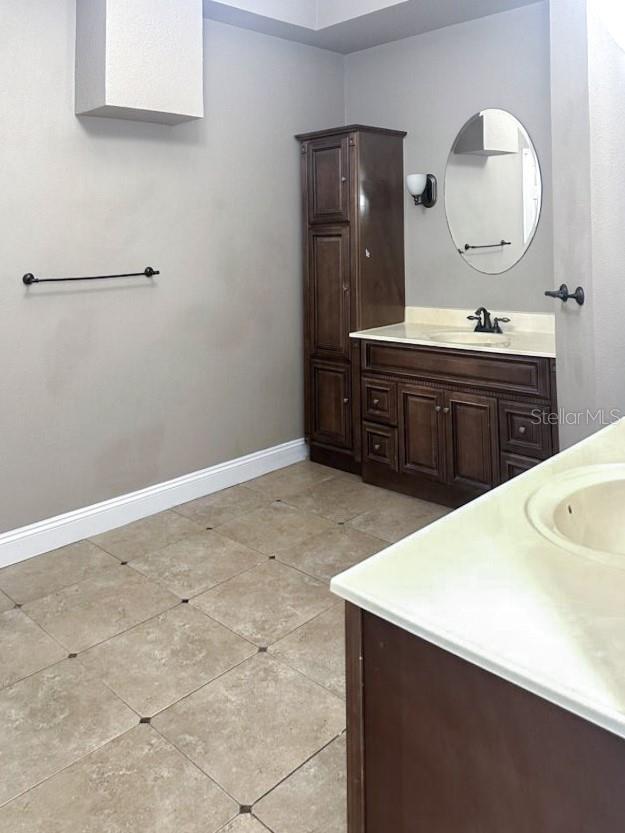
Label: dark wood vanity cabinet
xmin=360 ymin=341 xmax=558 ymax=505
xmin=346 ymin=605 xmax=625 ymax=833
xmin=297 ymin=125 xmax=407 ymax=472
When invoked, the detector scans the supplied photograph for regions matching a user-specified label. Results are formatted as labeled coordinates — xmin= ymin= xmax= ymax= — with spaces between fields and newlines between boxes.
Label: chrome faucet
xmin=467 ymin=307 xmax=510 ymax=334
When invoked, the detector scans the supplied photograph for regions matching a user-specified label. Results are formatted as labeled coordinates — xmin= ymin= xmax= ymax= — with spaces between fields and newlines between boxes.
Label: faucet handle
xmin=493 ymin=316 xmax=511 ymax=334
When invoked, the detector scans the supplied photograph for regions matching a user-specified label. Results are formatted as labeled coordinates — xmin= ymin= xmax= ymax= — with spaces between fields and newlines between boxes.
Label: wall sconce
xmin=406 ymin=173 xmax=437 ymax=208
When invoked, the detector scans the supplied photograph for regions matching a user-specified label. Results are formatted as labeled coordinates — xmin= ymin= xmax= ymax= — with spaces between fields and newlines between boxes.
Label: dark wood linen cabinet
xmin=296 ymin=125 xmax=407 ymax=473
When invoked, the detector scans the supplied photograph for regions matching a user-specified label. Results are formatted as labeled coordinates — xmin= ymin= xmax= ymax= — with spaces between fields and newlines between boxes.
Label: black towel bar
xmin=23 ymin=267 xmax=159 ymax=285
xmin=460 ymin=240 xmax=511 ymax=252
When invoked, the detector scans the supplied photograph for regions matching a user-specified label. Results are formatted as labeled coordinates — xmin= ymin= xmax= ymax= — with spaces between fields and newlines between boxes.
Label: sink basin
xmin=427 ymin=330 xmax=511 ymax=348
xmin=526 ymin=464 xmax=625 ymax=567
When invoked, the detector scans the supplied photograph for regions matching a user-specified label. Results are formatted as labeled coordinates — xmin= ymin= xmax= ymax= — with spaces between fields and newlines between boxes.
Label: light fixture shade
xmin=406 ymin=174 xmax=427 ymax=196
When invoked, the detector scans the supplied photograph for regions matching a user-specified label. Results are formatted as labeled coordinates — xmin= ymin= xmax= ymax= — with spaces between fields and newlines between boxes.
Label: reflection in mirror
xmin=445 ymin=109 xmax=542 ymax=275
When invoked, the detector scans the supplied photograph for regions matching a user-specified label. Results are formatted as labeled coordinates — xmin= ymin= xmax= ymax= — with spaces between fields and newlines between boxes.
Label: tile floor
xmin=0 ymin=461 xmax=450 ymax=832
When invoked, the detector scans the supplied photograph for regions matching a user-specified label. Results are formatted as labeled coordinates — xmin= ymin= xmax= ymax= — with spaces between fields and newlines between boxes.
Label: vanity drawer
xmin=363 ymin=342 xmax=551 ymax=399
xmin=362 ymin=377 xmax=397 ymax=425
xmin=499 ymin=400 xmax=553 ymax=459
xmin=501 ymin=452 xmax=541 ymax=481
xmin=363 ymin=422 xmax=398 ymax=470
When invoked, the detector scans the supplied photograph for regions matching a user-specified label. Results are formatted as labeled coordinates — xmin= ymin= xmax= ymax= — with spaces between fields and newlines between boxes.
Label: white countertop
xmin=350 ymin=306 xmax=556 ymax=358
xmin=331 ymin=419 xmax=625 ymax=740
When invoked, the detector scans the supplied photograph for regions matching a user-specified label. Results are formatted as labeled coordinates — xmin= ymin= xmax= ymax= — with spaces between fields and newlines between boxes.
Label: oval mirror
xmin=445 ymin=109 xmax=542 ymax=275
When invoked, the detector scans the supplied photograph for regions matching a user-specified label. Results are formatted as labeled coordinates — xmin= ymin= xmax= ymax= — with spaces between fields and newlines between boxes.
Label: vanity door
xmin=398 ymin=384 xmax=446 ymax=482
xmin=443 ymin=390 xmax=499 ymax=490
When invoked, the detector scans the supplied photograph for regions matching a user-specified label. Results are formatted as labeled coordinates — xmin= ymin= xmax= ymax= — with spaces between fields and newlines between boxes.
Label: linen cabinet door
xmin=308 ymin=225 xmax=351 ymax=360
xmin=310 ymin=361 xmax=352 ymax=450
xmin=307 ymin=135 xmax=351 ymax=224
xmin=398 ymin=384 xmax=446 ymax=482
xmin=444 ymin=390 xmax=499 ymax=490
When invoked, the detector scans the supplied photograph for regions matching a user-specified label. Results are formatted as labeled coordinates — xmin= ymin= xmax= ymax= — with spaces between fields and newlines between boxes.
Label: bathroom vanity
xmin=332 ymin=420 xmax=625 ymax=832
xmin=297 ymin=117 xmax=559 ymax=505
xmin=352 ymin=309 xmax=557 ymax=506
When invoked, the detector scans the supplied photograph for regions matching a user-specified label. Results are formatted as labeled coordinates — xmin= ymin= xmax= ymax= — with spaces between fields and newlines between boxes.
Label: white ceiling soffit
xmin=202 ymin=0 xmax=543 ymax=54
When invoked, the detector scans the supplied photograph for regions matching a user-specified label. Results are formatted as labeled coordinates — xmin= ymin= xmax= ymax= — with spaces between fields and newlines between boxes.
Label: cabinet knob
xmin=341 ymin=176 xmax=348 ymax=183
xmin=518 ymin=425 xmax=527 ymax=435
xmin=443 ymin=407 xmax=450 ymax=415
xmin=372 ymin=398 xmax=381 ymax=407
xmin=435 ymin=405 xmax=442 ymax=413
xmin=373 ymin=443 xmax=382 ymax=452
xmin=343 ymin=397 xmax=349 ymax=404
xmin=343 ymin=284 xmax=350 ymax=293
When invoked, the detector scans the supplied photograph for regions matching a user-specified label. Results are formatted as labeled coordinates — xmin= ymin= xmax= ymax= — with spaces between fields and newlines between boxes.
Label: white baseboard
xmin=0 ymin=438 xmax=307 ymax=570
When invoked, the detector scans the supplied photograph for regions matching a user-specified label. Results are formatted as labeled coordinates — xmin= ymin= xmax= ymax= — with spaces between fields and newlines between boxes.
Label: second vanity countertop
xmin=331 ymin=418 xmax=625 ymax=740
xmin=350 ymin=306 xmax=556 ymax=358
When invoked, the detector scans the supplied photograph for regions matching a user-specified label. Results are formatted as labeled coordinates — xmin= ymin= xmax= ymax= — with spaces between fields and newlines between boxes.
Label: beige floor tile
xmin=192 ymin=561 xmax=334 ymax=646
xmin=0 ymin=541 xmax=118 ymax=605
xmin=350 ymin=495 xmax=451 ymax=543
xmin=0 ymin=725 xmax=238 ymax=833
xmin=90 ymin=511 xmax=202 ymax=561
xmin=255 ymin=734 xmax=347 ymax=833
xmin=245 ymin=461 xmax=341 ymax=500
xmin=0 ymin=590 xmax=14 ymax=613
xmin=129 ymin=531 xmax=264 ymax=599
xmin=220 ymin=816 xmax=269 ymax=833
xmin=0 ymin=660 xmax=136 ymax=807
xmin=269 ymin=604 xmax=345 ymax=698
xmin=80 ymin=605 xmax=256 ymax=717
xmin=277 ymin=526 xmax=385 ymax=582
xmin=0 ymin=609 xmax=66 ymax=690
xmin=23 ymin=568 xmax=178 ymax=652
xmin=217 ymin=502 xmax=334 ymax=555
xmin=153 ymin=654 xmax=345 ymax=805
xmin=285 ymin=477 xmax=391 ymax=523
xmin=173 ymin=485 xmax=272 ymax=528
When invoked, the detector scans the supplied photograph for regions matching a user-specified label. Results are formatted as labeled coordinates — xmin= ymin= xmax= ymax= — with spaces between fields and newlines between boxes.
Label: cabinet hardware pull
xmin=443 ymin=407 xmax=450 ymax=414
xmin=341 ymin=176 xmax=347 ymax=183
xmin=518 ymin=425 xmax=527 ymax=435
xmin=372 ymin=398 xmax=381 ymax=407
xmin=343 ymin=398 xmax=349 ymax=404
xmin=343 ymin=284 xmax=350 ymax=292
xmin=435 ymin=405 xmax=442 ymax=413
xmin=373 ymin=443 xmax=382 ymax=452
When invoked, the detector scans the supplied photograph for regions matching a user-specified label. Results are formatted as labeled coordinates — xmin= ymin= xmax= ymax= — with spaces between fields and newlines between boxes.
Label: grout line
xmin=0 ymin=721 xmax=139 ymax=810
xmin=252 ymin=729 xmax=346 ymax=810
xmin=149 ymin=722 xmax=244 ymax=808
xmin=146 ymin=651 xmax=258 ymax=721
xmin=124 ymin=555 xmax=264 ymax=603
xmin=2 ymin=559 xmax=123 ymax=611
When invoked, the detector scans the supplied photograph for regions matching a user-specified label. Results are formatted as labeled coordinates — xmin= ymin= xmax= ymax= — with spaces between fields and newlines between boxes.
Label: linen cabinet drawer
xmin=363 ymin=422 xmax=398 ymax=470
xmin=362 ymin=377 xmax=397 ymax=425
xmin=499 ymin=400 xmax=553 ymax=460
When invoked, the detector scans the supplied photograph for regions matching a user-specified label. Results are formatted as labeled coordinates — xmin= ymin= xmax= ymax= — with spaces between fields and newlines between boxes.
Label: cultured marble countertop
xmin=350 ymin=306 xmax=556 ymax=358
xmin=331 ymin=419 xmax=625 ymax=740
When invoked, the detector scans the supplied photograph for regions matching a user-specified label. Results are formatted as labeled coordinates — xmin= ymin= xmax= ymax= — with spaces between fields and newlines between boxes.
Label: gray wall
xmin=550 ymin=0 xmax=625 ymax=447
xmin=0 ymin=4 xmax=344 ymax=532
xmin=344 ymin=2 xmax=553 ymax=313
